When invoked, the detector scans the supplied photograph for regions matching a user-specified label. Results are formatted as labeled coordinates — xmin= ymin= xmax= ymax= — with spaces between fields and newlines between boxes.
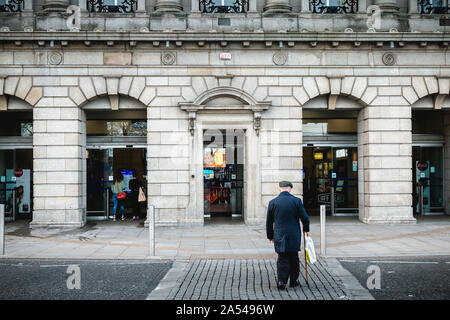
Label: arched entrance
xmin=302 ymin=95 xmax=363 ymax=217
xmin=82 ymin=95 xmax=148 ymax=221
xmin=411 ymin=96 xmax=447 ymax=216
xmin=180 ymin=87 xmax=270 ymax=224
xmin=0 ymin=96 xmax=33 ymax=221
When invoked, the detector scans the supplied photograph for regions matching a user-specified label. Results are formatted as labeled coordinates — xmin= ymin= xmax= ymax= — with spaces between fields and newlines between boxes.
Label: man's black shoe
xmin=277 ymin=281 xmax=286 ymax=290
xmin=290 ymin=280 xmax=300 ymax=288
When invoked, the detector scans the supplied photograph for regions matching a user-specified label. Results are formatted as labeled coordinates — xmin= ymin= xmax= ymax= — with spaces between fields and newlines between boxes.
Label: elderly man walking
xmin=266 ymin=181 xmax=310 ymax=290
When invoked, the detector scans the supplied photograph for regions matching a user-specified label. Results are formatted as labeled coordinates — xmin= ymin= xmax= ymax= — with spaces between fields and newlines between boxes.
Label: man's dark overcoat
xmin=266 ymin=191 xmax=310 ymax=253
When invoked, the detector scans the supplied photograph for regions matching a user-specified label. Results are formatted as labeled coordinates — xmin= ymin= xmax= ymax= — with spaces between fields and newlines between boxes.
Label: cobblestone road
xmin=165 ymin=258 xmax=351 ymax=300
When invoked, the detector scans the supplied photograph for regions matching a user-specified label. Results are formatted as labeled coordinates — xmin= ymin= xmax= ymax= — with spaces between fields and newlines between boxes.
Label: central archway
xmin=180 ymin=87 xmax=271 ymax=224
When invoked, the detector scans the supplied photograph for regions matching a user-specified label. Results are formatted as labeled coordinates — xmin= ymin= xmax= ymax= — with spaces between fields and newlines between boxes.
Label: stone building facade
xmin=1 ymin=0 xmax=450 ymax=227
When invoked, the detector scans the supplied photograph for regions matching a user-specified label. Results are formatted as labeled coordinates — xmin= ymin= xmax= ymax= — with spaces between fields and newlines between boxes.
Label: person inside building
xmin=111 ymin=172 xmax=126 ymax=222
xmin=128 ymin=171 xmax=143 ymax=221
xmin=266 ymin=181 xmax=310 ymax=290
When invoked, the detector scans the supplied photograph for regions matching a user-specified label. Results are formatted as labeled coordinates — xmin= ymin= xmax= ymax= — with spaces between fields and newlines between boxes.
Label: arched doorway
xmin=411 ymin=96 xmax=446 ymax=216
xmin=302 ymin=95 xmax=363 ymax=217
xmin=82 ymin=95 xmax=148 ymax=221
xmin=180 ymin=88 xmax=270 ymax=224
xmin=0 ymin=97 xmax=33 ymax=221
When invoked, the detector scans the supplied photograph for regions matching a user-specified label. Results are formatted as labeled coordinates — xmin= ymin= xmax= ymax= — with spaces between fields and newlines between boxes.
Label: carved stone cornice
xmin=179 ymin=100 xmax=271 ymax=136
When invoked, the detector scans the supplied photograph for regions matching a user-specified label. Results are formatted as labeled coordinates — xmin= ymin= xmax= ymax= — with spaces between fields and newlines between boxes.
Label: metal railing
xmin=418 ymin=0 xmax=449 ymax=13
xmin=87 ymin=0 xmax=137 ymax=13
xmin=199 ymin=0 xmax=249 ymax=13
xmin=0 ymin=0 xmax=23 ymax=12
xmin=310 ymin=0 xmax=358 ymax=13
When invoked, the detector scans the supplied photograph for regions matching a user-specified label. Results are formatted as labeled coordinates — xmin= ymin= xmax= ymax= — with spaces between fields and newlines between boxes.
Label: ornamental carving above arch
xmin=178 ymin=87 xmax=271 ymax=136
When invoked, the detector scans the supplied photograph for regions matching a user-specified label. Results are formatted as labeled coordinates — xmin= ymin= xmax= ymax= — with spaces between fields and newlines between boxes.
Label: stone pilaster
xmin=300 ymin=0 xmax=310 ymax=13
xmin=263 ymin=0 xmax=292 ymax=14
xmin=154 ymin=0 xmax=183 ymax=12
xmin=408 ymin=0 xmax=419 ymax=13
xmin=31 ymin=91 xmax=86 ymax=228
xmin=358 ymin=102 xmax=415 ymax=224
xmin=146 ymin=87 xmax=191 ymax=226
xmin=260 ymin=76 xmax=302 ymax=222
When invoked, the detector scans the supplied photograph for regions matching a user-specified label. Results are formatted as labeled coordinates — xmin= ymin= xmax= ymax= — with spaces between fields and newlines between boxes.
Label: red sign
xmin=14 ymin=169 xmax=23 ymax=177
xmin=417 ymin=161 xmax=428 ymax=171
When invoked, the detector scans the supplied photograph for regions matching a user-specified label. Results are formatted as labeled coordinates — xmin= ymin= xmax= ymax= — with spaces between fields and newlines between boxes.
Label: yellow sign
xmin=214 ymin=149 xmax=225 ymax=167
xmin=314 ymin=153 xmax=323 ymax=160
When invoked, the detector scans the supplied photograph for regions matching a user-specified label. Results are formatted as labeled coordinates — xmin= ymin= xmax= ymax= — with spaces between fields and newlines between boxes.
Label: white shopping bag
xmin=305 ymin=235 xmax=317 ymax=264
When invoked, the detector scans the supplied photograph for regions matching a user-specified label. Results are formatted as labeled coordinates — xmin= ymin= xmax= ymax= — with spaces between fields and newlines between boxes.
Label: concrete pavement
xmin=2 ymin=216 xmax=449 ymax=260
xmin=1 ymin=215 xmax=449 ymax=300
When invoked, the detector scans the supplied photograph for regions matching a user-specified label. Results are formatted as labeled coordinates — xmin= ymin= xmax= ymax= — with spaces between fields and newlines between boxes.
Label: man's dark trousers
xmin=277 ymin=252 xmax=299 ymax=284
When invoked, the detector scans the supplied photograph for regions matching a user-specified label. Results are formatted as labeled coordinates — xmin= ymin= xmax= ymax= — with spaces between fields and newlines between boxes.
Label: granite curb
xmin=323 ymin=257 xmax=375 ymax=300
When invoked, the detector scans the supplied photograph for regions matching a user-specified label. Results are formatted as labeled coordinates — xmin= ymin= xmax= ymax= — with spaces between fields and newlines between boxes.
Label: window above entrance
xmin=303 ymin=119 xmax=357 ymax=135
xmin=199 ymin=0 xmax=249 ymax=13
xmin=412 ymin=110 xmax=444 ymax=135
xmin=0 ymin=112 xmax=32 ymax=137
xmin=87 ymin=120 xmax=146 ymax=136
xmin=86 ymin=110 xmax=147 ymax=137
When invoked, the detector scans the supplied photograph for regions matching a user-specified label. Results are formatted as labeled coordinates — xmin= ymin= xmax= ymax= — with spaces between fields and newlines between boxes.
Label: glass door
xmin=86 ymin=147 xmax=148 ymax=220
xmin=203 ymin=129 xmax=244 ymax=219
xmin=86 ymin=148 xmax=113 ymax=219
xmin=332 ymin=147 xmax=358 ymax=216
xmin=303 ymin=146 xmax=358 ymax=216
xmin=0 ymin=149 xmax=33 ymax=220
xmin=303 ymin=147 xmax=333 ymax=216
xmin=412 ymin=146 xmax=444 ymax=215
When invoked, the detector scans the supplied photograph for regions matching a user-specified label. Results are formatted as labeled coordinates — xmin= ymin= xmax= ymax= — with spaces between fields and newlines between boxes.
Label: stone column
xmin=31 ymin=89 xmax=86 ymax=228
xmin=249 ymin=0 xmax=257 ymax=12
xmin=23 ymin=0 xmax=33 ymax=12
xmin=300 ymin=0 xmax=310 ymax=12
xmin=260 ymin=95 xmax=302 ymax=224
xmin=191 ymin=0 xmax=200 ymax=13
xmin=264 ymin=0 xmax=292 ymax=13
xmin=146 ymin=102 xmax=191 ymax=225
xmin=374 ymin=0 xmax=399 ymax=12
xmin=43 ymin=0 xmax=70 ymax=12
xmin=77 ymin=0 xmax=87 ymax=11
xmin=408 ymin=0 xmax=419 ymax=13
xmin=154 ymin=0 xmax=183 ymax=12
xmin=358 ymin=103 xmax=415 ymax=224
xmin=357 ymin=0 xmax=367 ymax=13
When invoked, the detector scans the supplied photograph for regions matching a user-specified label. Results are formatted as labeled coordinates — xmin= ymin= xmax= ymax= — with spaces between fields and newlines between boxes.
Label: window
xmin=418 ymin=0 xmax=448 ymax=14
xmin=87 ymin=120 xmax=147 ymax=136
xmin=199 ymin=0 xmax=249 ymax=13
xmin=303 ymin=119 xmax=357 ymax=135
xmin=86 ymin=0 xmax=137 ymax=13
xmin=0 ymin=112 xmax=33 ymax=137
xmin=0 ymin=0 xmax=23 ymax=12
xmin=310 ymin=0 xmax=358 ymax=14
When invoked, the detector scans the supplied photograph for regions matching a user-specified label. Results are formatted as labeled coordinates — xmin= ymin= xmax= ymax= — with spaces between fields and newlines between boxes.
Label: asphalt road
xmin=338 ymin=256 xmax=450 ymax=300
xmin=0 ymin=259 xmax=172 ymax=300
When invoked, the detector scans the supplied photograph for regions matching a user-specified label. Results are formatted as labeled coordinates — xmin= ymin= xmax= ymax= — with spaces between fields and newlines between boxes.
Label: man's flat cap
xmin=279 ymin=181 xmax=293 ymax=188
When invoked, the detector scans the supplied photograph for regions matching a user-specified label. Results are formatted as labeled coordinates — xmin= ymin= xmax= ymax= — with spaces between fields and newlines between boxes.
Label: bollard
xmin=12 ymin=189 xmax=16 ymax=222
xmin=149 ymin=205 xmax=155 ymax=257
xmin=1 ymin=204 xmax=5 ymax=256
xmin=320 ymin=204 xmax=326 ymax=257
